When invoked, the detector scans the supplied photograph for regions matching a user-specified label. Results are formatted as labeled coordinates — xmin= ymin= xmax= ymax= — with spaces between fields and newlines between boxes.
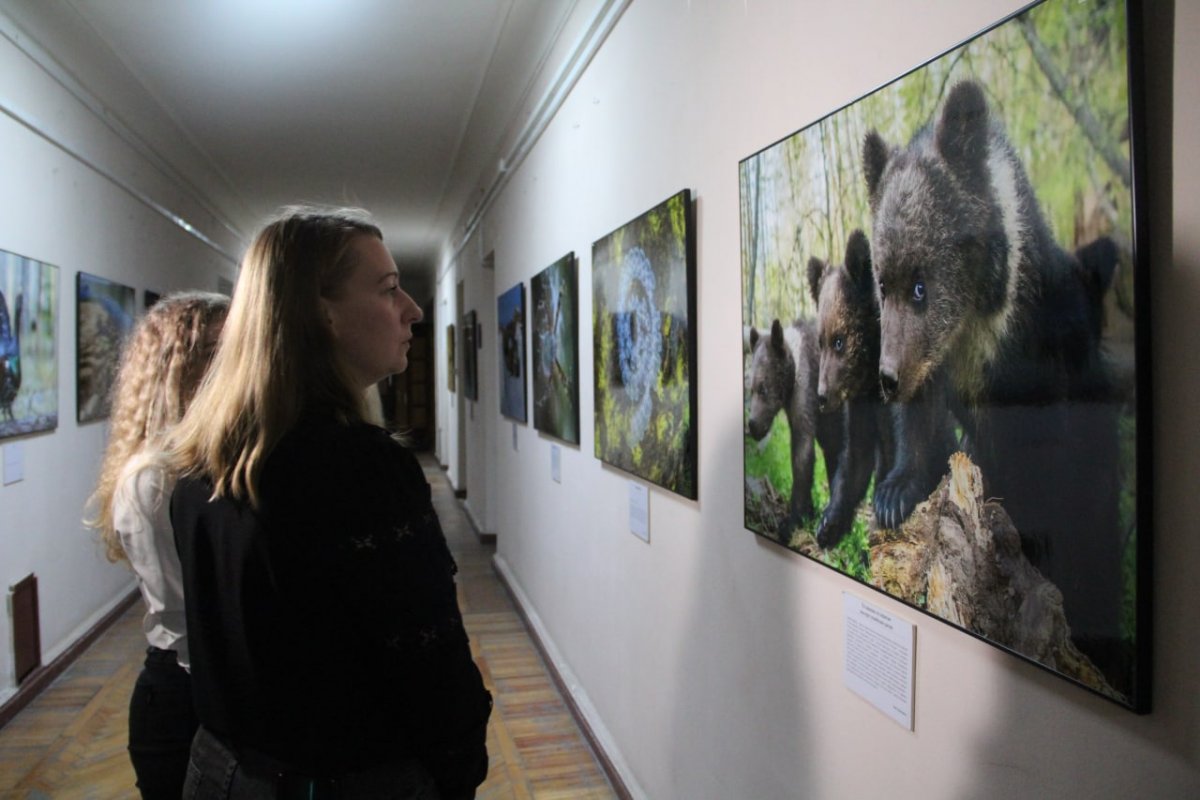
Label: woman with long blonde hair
xmin=86 ymin=291 xmax=228 ymax=799
xmin=170 ymin=207 xmax=491 ymax=799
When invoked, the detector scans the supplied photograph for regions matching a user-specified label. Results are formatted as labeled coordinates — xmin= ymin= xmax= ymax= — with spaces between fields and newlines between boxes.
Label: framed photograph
xmin=0 ymin=249 xmax=59 ymax=441
xmin=740 ymin=0 xmax=1148 ymax=711
xmin=446 ymin=324 xmax=456 ymax=393
xmin=76 ymin=271 xmax=136 ymax=423
xmin=531 ymin=253 xmax=579 ymax=444
xmin=498 ymin=282 xmax=527 ymax=423
xmin=462 ymin=310 xmax=478 ymax=402
xmin=594 ymin=189 xmax=697 ymax=499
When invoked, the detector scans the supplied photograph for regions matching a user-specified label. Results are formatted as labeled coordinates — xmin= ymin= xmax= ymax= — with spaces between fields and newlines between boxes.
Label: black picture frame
xmin=739 ymin=0 xmax=1149 ymax=711
xmin=446 ymin=324 xmax=456 ymax=393
xmin=531 ymin=253 xmax=580 ymax=445
xmin=462 ymin=310 xmax=478 ymax=402
xmin=593 ymin=189 xmax=698 ymax=499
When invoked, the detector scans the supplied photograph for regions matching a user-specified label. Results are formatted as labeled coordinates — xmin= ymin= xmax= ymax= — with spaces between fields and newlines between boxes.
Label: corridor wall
xmin=456 ymin=0 xmax=1200 ymax=797
xmin=0 ymin=9 xmax=240 ymax=704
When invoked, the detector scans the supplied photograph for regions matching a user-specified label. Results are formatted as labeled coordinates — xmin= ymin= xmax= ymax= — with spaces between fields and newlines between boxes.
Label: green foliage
xmin=593 ymin=191 xmax=695 ymax=497
xmin=743 ymin=411 xmax=873 ymax=582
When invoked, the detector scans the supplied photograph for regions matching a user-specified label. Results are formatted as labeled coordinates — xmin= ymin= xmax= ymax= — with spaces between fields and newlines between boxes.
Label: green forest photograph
xmin=740 ymin=0 xmax=1146 ymax=710
xmin=532 ymin=253 xmax=580 ymax=445
xmin=594 ymin=189 xmax=696 ymax=499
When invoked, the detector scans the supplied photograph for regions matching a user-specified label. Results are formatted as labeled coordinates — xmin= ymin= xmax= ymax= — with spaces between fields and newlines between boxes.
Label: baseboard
xmin=461 ymin=501 xmax=496 ymax=545
xmin=492 ymin=554 xmax=644 ymax=800
xmin=0 ymin=586 xmax=140 ymax=730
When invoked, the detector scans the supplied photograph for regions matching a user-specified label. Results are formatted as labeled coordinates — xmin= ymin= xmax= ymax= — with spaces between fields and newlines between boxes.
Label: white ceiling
xmin=5 ymin=0 xmax=612 ymax=297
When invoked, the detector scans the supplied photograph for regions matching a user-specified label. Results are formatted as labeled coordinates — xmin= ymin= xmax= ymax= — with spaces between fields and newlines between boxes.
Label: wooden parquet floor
xmin=0 ymin=454 xmax=616 ymax=799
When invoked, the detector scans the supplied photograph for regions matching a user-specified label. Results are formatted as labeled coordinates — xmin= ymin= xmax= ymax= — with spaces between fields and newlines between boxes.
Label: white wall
xmin=0 ymin=16 xmax=240 ymax=702
xmin=457 ymin=0 xmax=1200 ymax=797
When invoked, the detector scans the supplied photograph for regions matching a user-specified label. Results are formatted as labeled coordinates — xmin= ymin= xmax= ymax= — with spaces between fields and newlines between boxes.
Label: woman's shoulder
xmin=282 ymin=415 xmax=401 ymax=457
xmin=272 ymin=416 xmax=418 ymax=483
xmin=115 ymin=448 xmax=172 ymax=507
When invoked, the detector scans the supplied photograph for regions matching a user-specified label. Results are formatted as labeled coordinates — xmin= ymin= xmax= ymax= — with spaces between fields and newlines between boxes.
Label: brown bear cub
xmin=862 ymin=79 xmax=1125 ymax=688
xmin=746 ymin=319 xmax=843 ymax=543
xmin=807 ymin=230 xmax=953 ymax=547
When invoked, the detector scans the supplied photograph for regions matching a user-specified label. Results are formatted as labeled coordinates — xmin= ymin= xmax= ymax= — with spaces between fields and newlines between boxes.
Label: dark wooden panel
xmin=9 ymin=573 xmax=41 ymax=685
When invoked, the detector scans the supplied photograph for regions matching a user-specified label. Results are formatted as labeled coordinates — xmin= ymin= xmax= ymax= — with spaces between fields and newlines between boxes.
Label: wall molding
xmin=0 ymin=587 xmax=139 ymax=730
xmin=442 ymin=0 xmax=633 ymax=279
xmin=0 ymin=12 xmax=241 ymax=263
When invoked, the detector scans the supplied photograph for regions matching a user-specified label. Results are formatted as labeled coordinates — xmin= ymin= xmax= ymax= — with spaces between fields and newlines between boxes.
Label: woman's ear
xmin=319 ymin=297 xmax=337 ymax=334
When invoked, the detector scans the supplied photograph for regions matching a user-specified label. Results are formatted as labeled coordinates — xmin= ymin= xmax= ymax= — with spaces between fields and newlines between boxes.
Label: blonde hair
xmin=170 ymin=206 xmax=383 ymax=507
xmin=86 ymin=291 xmax=230 ymax=562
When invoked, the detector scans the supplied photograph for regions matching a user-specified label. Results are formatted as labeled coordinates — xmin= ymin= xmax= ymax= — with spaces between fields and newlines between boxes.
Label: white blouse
xmin=112 ymin=452 xmax=188 ymax=667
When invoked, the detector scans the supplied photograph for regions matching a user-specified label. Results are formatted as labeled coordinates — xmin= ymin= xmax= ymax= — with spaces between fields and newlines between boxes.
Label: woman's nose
xmin=404 ymin=292 xmax=423 ymax=323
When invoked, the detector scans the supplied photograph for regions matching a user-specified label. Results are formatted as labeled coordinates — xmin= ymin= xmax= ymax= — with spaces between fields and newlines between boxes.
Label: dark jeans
xmin=183 ymin=725 xmax=442 ymax=799
xmin=128 ymin=646 xmax=198 ymax=800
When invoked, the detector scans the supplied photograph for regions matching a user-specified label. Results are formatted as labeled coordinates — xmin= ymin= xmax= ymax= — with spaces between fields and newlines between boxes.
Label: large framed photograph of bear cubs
xmin=740 ymin=0 xmax=1149 ymax=711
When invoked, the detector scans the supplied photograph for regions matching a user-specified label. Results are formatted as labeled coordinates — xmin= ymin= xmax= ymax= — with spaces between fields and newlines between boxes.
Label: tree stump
xmin=870 ymin=452 xmax=1123 ymax=702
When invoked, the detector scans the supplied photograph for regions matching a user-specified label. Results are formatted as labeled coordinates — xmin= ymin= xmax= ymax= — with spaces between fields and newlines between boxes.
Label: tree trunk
xmin=870 ymin=452 xmax=1123 ymax=703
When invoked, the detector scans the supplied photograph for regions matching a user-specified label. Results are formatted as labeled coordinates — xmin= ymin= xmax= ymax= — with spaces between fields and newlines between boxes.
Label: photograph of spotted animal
xmin=740 ymin=0 xmax=1148 ymax=710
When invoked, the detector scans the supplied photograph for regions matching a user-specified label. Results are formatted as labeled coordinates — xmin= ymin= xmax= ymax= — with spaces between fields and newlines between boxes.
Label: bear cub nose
xmin=879 ymin=370 xmax=899 ymax=402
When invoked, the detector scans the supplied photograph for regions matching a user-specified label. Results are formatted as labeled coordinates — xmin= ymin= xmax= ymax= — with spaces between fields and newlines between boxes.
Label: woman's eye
xmin=912 ymin=281 xmax=926 ymax=302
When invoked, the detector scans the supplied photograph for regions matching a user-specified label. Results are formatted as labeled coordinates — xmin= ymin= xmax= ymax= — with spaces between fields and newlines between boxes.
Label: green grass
xmin=744 ymin=413 xmax=873 ymax=582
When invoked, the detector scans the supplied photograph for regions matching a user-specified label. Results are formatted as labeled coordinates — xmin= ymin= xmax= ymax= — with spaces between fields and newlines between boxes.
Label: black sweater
xmin=171 ymin=416 xmax=491 ymax=795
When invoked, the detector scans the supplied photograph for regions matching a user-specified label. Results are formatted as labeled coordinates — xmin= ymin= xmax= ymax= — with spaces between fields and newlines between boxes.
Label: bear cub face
xmin=863 ymin=80 xmax=1016 ymax=404
xmin=807 ymin=229 xmax=878 ymax=411
xmin=746 ymin=320 xmax=795 ymax=441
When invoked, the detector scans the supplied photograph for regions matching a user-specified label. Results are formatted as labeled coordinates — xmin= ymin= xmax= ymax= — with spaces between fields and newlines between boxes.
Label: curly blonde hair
xmin=169 ymin=206 xmax=384 ymax=507
xmin=86 ymin=291 xmax=229 ymax=562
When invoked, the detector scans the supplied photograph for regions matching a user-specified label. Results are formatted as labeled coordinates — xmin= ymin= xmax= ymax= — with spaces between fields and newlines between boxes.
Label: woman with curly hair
xmin=86 ymin=291 xmax=228 ymax=799
xmin=169 ymin=207 xmax=491 ymax=799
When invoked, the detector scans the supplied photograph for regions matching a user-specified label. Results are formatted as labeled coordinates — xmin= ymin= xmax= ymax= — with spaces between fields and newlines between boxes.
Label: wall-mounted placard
xmin=843 ymin=593 xmax=915 ymax=731
xmin=629 ymin=481 xmax=649 ymax=543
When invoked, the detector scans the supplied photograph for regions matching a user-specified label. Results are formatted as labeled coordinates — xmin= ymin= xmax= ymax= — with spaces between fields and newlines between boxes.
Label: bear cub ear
xmin=936 ymin=81 xmax=990 ymax=184
xmin=749 ymin=326 xmax=760 ymax=352
xmin=770 ymin=319 xmax=785 ymax=352
xmin=862 ymin=131 xmax=891 ymax=206
xmin=844 ymin=229 xmax=873 ymax=298
xmin=807 ymin=257 xmax=827 ymax=305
